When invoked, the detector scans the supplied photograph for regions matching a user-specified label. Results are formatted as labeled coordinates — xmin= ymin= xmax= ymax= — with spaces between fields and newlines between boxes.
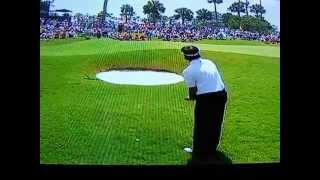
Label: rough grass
xmin=40 ymin=39 xmax=280 ymax=164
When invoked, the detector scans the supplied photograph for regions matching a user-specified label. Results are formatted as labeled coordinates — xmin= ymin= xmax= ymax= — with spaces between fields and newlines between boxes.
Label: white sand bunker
xmin=96 ymin=70 xmax=184 ymax=86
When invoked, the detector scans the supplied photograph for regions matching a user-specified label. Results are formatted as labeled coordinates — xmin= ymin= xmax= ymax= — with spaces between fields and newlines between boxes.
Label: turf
xmin=194 ymin=39 xmax=271 ymax=46
xmin=40 ymin=37 xmax=88 ymax=46
xmin=40 ymin=38 xmax=280 ymax=164
xmin=40 ymin=38 xmax=280 ymax=58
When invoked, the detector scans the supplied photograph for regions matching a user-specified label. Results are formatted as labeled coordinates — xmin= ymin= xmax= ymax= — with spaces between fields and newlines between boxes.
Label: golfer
xmin=181 ymin=45 xmax=228 ymax=164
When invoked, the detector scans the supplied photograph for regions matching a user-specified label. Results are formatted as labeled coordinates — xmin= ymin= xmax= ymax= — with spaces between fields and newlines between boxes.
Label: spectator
xmin=40 ymin=16 xmax=279 ymax=44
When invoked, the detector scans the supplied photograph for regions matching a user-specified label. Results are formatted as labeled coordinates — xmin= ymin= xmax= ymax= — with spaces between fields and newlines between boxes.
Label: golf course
xmin=40 ymin=38 xmax=280 ymax=165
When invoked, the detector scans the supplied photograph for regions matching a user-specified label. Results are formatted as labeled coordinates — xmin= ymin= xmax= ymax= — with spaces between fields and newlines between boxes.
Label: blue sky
xmin=53 ymin=0 xmax=280 ymax=29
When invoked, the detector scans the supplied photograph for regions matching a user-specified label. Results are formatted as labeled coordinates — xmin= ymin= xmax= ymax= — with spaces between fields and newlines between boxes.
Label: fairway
xmin=40 ymin=38 xmax=280 ymax=165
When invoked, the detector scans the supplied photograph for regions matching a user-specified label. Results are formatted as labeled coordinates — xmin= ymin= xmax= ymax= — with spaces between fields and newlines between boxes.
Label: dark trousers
xmin=192 ymin=89 xmax=228 ymax=161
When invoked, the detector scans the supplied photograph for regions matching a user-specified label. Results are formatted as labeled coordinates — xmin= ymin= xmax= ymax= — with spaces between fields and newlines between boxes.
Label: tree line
xmin=115 ymin=0 xmax=274 ymax=33
xmin=65 ymin=0 xmax=277 ymax=34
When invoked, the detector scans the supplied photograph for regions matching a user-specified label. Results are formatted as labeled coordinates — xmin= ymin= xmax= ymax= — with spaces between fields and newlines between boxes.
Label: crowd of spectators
xmin=40 ymin=15 xmax=280 ymax=44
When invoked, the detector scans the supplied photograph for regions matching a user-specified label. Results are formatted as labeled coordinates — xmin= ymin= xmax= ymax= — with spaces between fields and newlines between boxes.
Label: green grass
xmin=151 ymin=38 xmax=279 ymax=46
xmin=40 ymin=38 xmax=279 ymax=58
xmin=195 ymin=39 xmax=268 ymax=46
xmin=40 ymin=38 xmax=280 ymax=164
xmin=40 ymin=37 xmax=88 ymax=46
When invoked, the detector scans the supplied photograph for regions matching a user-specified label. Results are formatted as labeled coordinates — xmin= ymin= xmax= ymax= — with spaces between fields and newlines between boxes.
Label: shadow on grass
xmin=214 ymin=151 xmax=233 ymax=164
xmin=187 ymin=151 xmax=232 ymax=165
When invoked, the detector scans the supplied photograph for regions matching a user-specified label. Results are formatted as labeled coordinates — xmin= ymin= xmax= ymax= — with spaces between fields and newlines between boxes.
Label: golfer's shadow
xmin=214 ymin=151 xmax=232 ymax=164
xmin=187 ymin=151 xmax=232 ymax=165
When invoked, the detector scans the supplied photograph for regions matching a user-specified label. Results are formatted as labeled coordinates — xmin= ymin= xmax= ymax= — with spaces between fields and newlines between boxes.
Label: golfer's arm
xmin=188 ymin=87 xmax=197 ymax=101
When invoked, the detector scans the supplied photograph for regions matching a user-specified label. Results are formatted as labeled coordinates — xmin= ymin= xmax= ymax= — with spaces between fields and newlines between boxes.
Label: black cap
xmin=181 ymin=45 xmax=200 ymax=57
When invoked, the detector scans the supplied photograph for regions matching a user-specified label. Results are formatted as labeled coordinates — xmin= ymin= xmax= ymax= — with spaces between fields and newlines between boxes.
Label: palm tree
xmin=102 ymin=0 xmax=109 ymax=21
xmin=250 ymin=4 xmax=266 ymax=18
xmin=173 ymin=8 xmax=194 ymax=25
xmin=207 ymin=0 xmax=223 ymax=24
xmin=196 ymin=8 xmax=213 ymax=22
xmin=40 ymin=0 xmax=55 ymax=17
xmin=143 ymin=0 xmax=166 ymax=24
xmin=120 ymin=4 xmax=135 ymax=23
xmin=259 ymin=0 xmax=265 ymax=19
xmin=245 ymin=0 xmax=249 ymax=16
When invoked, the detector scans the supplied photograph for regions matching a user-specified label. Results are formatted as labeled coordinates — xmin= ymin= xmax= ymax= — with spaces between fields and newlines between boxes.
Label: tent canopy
xmin=54 ymin=9 xmax=72 ymax=13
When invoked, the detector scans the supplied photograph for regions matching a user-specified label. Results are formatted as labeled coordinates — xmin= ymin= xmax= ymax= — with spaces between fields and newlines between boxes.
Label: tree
xmin=133 ymin=16 xmax=141 ymax=21
xmin=259 ymin=18 xmax=273 ymax=33
xmin=228 ymin=0 xmax=246 ymax=28
xmin=169 ymin=16 xmax=177 ymax=25
xmin=223 ymin=14 xmax=273 ymax=33
xmin=222 ymin=12 xmax=233 ymax=26
xmin=160 ymin=15 xmax=169 ymax=25
xmin=222 ymin=13 xmax=241 ymax=29
xmin=142 ymin=18 xmax=149 ymax=23
xmin=240 ymin=15 xmax=258 ymax=31
xmin=101 ymin=0 xmax=109 ymax=21
xmin=271 ymin=25 xmax=278 ymax=34
xmin=250 ymin=4 xmax=266 ymax=18
xmin=98 ymin=11 xmax=104 ymax=17
xmin=120 ymin=4 xmax=135 ymax=23
xmin=245 ymin=0 xmax=249 ymax=16
xmin=259 ymin=0 xmax=263 ymax=18
xmin=207 ymin=0 xmax=223 ymax=24
xmin=173 ymin=8 xmax=194 ymax=25
xmin=196 ymin=8 xmax=213 ymax=22
xmin=228 ymin=0 xmax=246 ymax=17
xmin=143 ymin=0 xmax=166 ymax=24
xmin=97 ymin=11 xmax=104 ymax=21
xmin=40 ymin=0 xmax=55 ymax=17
